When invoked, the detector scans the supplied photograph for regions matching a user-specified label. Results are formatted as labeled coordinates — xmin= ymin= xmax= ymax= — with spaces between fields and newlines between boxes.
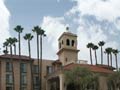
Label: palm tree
xmin=105 ymin=48 xmax=111 ymax=66
xmin=14 ymin=25 xmax=24 ymax=56
xmin=24 ymin=33 xmax=34 ymax=90
xmin=6 ymin=37 xmax=15 ymax=90
xmin=98 ymin=41 xmax=105 ymax=65
xmin=32 ymin=26 xmax=41 ymax=90
xmin=12 ymin=37 xmax=18 ymax=55
xmin=3 ymin=41 xmax=9 ymax=54
xmin=3 ymin=50 xmax=8 ymax=54
xmin=92 ymin=45 xmax=99 ymax=65
xmin=32 ymin=26 xmax=46 ymax=90
xmin=108 ymin=48 xmax=113 ymax=67
xmin=87 ymin=43 xmax=94 ymax=65
xmin=112 ymin=49 xmax=119 ymax=71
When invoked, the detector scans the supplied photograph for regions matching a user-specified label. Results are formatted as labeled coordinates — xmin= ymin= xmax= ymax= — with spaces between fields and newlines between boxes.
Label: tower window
xmin=62 ymin=40 xmax=64 ymax=44
xmin=72 ymin=40 xmax=75 ymax=47
xmin=59 ymin=43 xmax=61 ymax=49
xmin=66 ymin=39 xmax=70 ymax=46
xmin=65 ymin=58 xmax=68 ymax=62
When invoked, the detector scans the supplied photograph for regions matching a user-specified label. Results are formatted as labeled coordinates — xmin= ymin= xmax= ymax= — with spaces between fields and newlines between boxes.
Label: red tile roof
xmin=64 ymin=63 xmax=114 ymax=74
xmin=0 ymin=54 xmax=33 ymax=61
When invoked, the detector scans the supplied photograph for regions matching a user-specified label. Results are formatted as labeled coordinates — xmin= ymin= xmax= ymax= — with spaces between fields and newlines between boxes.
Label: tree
xmin=105 ymin=48 xmax=111 ymax=66
xmin=87 ymin=43 xmax=94 ymax=65
xmin=12 ymin=37 xmax=18 ymax=55
xmin=6 ymin=37 xmax=15 ymax=90
xmin=64 ymin=67 xmax=99 ymax=90
xmin=3 ymin=41 xmax=9 ymax=54
xmin=98 ymin=41 xmax=105 ymax=65
xmin=3 ymin=49 xmax=8 ymax=54
xmin=14 ymin=25 xmax=23 ymax=56
xmin=108 ymin=71 xmax=120 ymax=90
xmin=92 ymin=45 xmax=99 ymax=65
xmin=24 ymin=33 xmax=34 ymax=90
xmin=112 ymin=49 xmax=119 ymax=71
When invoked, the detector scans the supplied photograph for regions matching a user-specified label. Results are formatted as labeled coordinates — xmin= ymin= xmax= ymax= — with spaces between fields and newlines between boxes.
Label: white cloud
xmin=69 ymin=0 xmax=120 ymax=21
xmin=0 ymin=0 xmax=11 ymax=53
xmin=41 ymin=16 xmax=67 ymax=52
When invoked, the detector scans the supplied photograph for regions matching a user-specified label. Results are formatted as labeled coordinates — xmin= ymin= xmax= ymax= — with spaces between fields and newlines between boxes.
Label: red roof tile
xmin=64 ymin=63 xmax=114 ymax=74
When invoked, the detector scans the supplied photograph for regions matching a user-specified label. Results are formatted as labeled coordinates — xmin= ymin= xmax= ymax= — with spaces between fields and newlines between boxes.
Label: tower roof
xmin=58 ymin=32 xmax=77 ymax=40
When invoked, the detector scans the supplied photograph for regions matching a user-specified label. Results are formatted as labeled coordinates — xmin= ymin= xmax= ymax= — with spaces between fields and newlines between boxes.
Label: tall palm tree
xmin=24 ymin=33 xmax=34 ymax=90
xmin=14 ymin=25 xmax=23 ymax=56
xmin=98 ymin=41 xmax=105 ymax=65
xmin=92 ymin=45 xmax=99 ymax=65
xmin=105 ymin=48 xmax=111 ymax=66
xmin=108 ymin=48 xmax=113 ymax=67
xmin=32 ymin=26 xmax=41 ymax=90
xmin=7 ymin=37 xmax=15 ymax=90
xmin=112 ymin=49 xmax=119 ymax=71
xmin=12 ymin=37 xmax=18 ymax=55
xmin=32 ymin=26 xmax=46 ymax=90
xmin=87 ymin=43 xmax=94 ymax=65
xmin=39 ymin=27 xmax=46 ymax=90
xmin=3 ymin=41 xmax=9 ymax=54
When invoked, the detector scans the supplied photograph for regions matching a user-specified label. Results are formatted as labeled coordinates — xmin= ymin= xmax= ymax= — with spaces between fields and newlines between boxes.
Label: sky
xmin=0 ymin=0 xmax=120 ymax=67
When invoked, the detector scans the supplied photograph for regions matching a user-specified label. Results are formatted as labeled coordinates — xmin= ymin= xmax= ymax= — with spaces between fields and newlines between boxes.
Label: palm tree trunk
xmin=10 ymin=45 xmax=15 ymax=90
xmin=37 ymin=34 xmax=40 ymax=90
xmin=95 ymin=50 xmax=97 ymax=65
xmin=19 ymin=33 xmax=21 ymax=57
xmin=101 ymin=46 xmax=103 ymax=65
xmin=107 ymin=54 xmax=109 ymax=66
xmin=40 ymin=35 xmax=43 ymax=90
xmin=115 ymin=54 xmax=118 ymax=71
xmin=90 ymin=48 xmax=93 ymax=65
xmin=6 ymin=46 xmax=8 ymax=55
xmin=110 ymin=54 xmax=112 ymax=67
xmin=14 ymin=45 xmax=16 ymax=55
xmin=28 ymin=40 xmax=34 ymax=90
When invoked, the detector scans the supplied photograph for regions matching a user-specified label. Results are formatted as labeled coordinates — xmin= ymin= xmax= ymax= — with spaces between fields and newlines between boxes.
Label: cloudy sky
xmin=0 ymin=0 xmax=120 ymax=67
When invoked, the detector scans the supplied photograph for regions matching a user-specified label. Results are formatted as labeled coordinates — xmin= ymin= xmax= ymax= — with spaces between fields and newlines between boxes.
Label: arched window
xmin=71 ymin=40 xmax=75 ymax=47
xmin=66 ymin=39 xmax=70 ymax=46
xmin=62 ymin=40 xmax=64 ymax=44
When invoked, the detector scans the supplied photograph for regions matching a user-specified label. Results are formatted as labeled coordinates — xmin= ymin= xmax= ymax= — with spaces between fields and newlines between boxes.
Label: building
xmin=0 ymin=31 xmax=114 ymax=90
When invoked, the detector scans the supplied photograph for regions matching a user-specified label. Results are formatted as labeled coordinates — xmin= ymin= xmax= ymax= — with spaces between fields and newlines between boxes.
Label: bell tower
xmin=57 ymin=27 xmax=79 ymax=66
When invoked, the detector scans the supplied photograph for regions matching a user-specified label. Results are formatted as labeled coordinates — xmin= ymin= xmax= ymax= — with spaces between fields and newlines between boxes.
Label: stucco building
xmin=0 ymin=31 xmax=114 ymax=90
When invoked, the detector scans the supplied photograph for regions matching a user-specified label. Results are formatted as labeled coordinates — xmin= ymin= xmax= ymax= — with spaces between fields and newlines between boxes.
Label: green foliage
xmin=64 ymin=67 xmax=99 ymax=90
xmin=108 ymin=71 xmax=120 ymax=90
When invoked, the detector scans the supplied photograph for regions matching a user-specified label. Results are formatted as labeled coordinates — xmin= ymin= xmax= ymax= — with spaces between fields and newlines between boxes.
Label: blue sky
xmin=0 ymin=0 xmax=120 ymax=67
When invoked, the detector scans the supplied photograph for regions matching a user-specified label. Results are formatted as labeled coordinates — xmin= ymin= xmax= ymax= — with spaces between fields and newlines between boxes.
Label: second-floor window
xmin=21 ymin=73 xmax=27 ymax=84
xmin=6 ymin=62 xmax=12 ymax=72
xmin=6 ymin=74 xmax=13 ymax=84
xmin=33 ymin=65 xmax=39 ymax=74
xmin=34 ymin=76 xmax=39 ymax=85
xmin=47 ymin=66 xmax=52 ymax=74
xmin=20 ymin=63 xmax=27 ymax=73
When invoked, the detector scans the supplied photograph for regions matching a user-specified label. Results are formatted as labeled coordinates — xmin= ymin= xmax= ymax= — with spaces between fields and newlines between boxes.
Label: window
xmin=59 ymin=43 xmax=61 ymax=49
xmin=20 ymin=63 xmax=27 ymax=73
xmin=47 ymin=66 xmax=52 ymax=74
xmin=34 ymin=76 xmax=39 ymax=85
xmin=71 ymin=40 xmax=75 ymax=47
xmin=21 ymin=74 xmax=27 ymax=84
xmin=21 ymin=87 xmax=27 ymax=90
xmin=6 ymin=74 xmax=13 ymax=84
xmin=62 ymin=40 xmax=64 ymax=44
xmin=6 ymin=62 xmax=12 ymax=72
xmin=65 ymin=58 xmax=68 ymax=62
xmin=6 ymin=86 xmax=13 ymax=90
xmin=33 ymin=65 xmax=39 ymax=73
xmin=66 ymin=39 xmax=70 ymax=46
